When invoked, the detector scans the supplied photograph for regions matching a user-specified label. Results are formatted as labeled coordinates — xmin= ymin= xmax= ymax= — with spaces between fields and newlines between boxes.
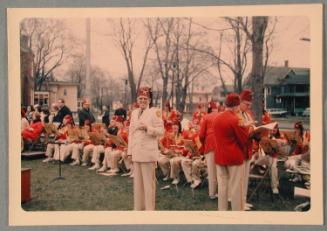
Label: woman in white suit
xmin=127 ymin=87 xmax=164 ymax=211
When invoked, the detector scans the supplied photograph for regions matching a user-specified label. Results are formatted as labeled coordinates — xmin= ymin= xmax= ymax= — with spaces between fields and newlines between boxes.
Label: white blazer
xmin=128 ymin=106 xmax=164 ymax=162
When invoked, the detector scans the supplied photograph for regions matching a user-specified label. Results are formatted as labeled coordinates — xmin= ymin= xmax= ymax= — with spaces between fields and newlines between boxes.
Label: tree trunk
xmin=128 ymin=71 xmax=137 ymax=103
xmin=161 ymin=71 xmax=169 ymax=106
xmin=251 ymin=17 xmax=268 ymax=125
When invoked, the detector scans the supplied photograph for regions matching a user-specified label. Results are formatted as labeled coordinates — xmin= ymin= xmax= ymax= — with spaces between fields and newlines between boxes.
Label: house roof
xmin=264 ymin=66 xmax=293 ymax=85
xmin=264 ymin=66 xmax=309 ymax=85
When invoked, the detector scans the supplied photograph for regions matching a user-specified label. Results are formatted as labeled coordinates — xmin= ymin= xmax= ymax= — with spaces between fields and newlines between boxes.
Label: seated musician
xmin=43 ymin=114 xmax=71 ymax=162
xmin=56 ymin=115 xmax=78 ymax=162
xmin=21 ymin=111 xmax=44 ymax=144
xmin=81 ymin=123 xmax=106 ymax=169
xmin=251 ymin=124 xmax=284 ymax=194
xmin=97 ymin=117 xmax=119 ymax=172
xmin=158 ymin=121 xmax=178 ymax=181
xmin=180 ymin=124 xmax=205 ymax=189
xmin=169 ymin=122 xmax=197 ymax=185
xmin=105 ymin=115 xmax=129 ymax=176
xmin=54 ymin=115 xmax=74 ymax=162
xmin=66 ymin=121 xmax=91 ymax=166
xmin=284 ymin=122 xmax=310 ymax=182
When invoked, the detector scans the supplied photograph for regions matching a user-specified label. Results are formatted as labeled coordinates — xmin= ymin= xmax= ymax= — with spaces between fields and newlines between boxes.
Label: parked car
xmin=302 ymin=107 xmax=310 ymax=117
xmin=266 ymin=108 xmax=288 ymax=117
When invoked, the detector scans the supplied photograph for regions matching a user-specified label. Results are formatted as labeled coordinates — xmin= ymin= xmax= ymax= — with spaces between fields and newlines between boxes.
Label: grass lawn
xmin=21 ymin=157 xmax=308 ymax=211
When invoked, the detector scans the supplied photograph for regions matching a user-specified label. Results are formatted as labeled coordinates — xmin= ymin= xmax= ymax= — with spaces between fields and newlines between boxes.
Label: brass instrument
xmin=67 ymin=127 xmax=81 ymax=143
xmin=106 ymin=133 xmax=127 ymax=147
xmin=89 ymin=131 xmax=107 ymax=145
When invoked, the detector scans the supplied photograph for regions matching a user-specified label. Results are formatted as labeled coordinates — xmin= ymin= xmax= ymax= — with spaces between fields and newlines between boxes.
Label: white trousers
xmin=205 ymin=151 xmax=218 ymax=197
xmin=216 ymin=164 xmax=245 ymax=211
xmin=133 ymin=162 xmax=156 ymax=211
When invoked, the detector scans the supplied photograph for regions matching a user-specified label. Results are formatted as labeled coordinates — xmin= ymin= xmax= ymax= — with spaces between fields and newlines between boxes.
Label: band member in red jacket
xmin=239 ymin=89 xmax=256 ymax=210
xmin=213 ymin=93 xmax=248 ymax=211
xmin=192 ymin=103 xmax=206 ymax=126
xmin=22 ymin=112 xmax=44 ymax=142
xmin=199 ymin=100 xmax=220 ymax=199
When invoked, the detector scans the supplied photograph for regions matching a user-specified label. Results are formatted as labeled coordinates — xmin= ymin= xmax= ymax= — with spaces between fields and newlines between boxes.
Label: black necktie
xmin=138 ymin=109 xmax=143 ymax=119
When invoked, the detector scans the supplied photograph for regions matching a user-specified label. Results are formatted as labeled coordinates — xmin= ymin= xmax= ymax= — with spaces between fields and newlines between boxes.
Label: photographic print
xmin=8 ymin=4 xmax=323 ymax=225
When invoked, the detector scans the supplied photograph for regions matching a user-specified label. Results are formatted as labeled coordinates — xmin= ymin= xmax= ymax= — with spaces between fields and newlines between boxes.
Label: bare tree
xmin=110 ymin=18 xmax=153 ymax=104
xmin=173 ymin=18 xmax=213 ymax=113
xmin=145 ymin=18 xmax=177 ymax=106
xmin=20 ymin=19 xmax=73 ymax=90
xmin=191 ymin=17 xmax=251 ymax=94
xmin=240 ymin=17 xmax=269 ymax=124
xmin=65 ymin=53 xmax=86 ymax=98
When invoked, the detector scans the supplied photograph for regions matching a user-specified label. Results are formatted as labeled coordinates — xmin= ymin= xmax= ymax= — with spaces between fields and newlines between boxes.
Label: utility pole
xmin=85 ymin=18 xmax=91 ymax=99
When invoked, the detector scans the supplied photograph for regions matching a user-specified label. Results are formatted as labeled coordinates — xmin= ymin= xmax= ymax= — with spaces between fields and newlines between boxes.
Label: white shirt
xmin=127 ymin=106 xmax=164 ymax=162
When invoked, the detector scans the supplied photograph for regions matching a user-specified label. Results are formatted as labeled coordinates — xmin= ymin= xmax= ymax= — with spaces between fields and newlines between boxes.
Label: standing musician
xmin=238 ymin=89 xmax=256 ymax=210
xmin=199 ymin=100 xmax=220 ymax=199
xmin=128 ymin=86 xmax=164 ymax=211
xmin=213 ymin=93 xmax=248 ymax=211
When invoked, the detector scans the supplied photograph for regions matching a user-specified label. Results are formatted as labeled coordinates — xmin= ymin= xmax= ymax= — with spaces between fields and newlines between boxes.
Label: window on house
xmin=275 ymin=97 xmax=282 ymax=104
xmin=34 ymin=92 xmax=49 ymax=106
xmin=266 ymin=87 xmax=271 ymax=95
xmin=64 ymin=89 xmax=67 ymax=96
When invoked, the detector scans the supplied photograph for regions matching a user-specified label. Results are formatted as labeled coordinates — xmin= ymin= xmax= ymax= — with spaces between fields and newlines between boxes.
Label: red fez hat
xmin=294 ymin=121 xmax=303 ymax=130
xmin=240 ymin=89 xmax=253 ymax=102
xmin=225 ymin=93 xmax=240 ymax=107
xmin=64 ymin=114 xmax=73 ymax=124
xmin=165 ymin=120 xmax=173 ymax=132
xmin=137 ymin=87 xmax=151 ymax=98
xmin=208 ymin=100 xmax=218 ymax=110
xmin=113 ymin=115 xmax=124 ymax=123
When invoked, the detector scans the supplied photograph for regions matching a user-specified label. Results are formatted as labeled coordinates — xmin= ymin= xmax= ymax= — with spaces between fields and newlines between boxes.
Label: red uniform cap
xmin=294 ymin=121 xmax=303 ymax=130
xmin=225 ymin=93 xmax=240 ymax=107
xmin=164 ymin=101 xmax=171 ymax=111
xmin=113 ymin=115 xmax=124 ymax=123
xmin=64 ymin=114 xmax=73 ymax=124
xmin=240 ymin=89 xmax=253 ymax=102
xmin=137 ymin=87 xmax=151 ymax=98
xmin=208 ymin=100 xmax=218 ymax=110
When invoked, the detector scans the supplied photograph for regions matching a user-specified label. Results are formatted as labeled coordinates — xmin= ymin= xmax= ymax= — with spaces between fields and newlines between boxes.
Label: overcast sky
xmin=58 ymin=16 xmax=310 ymax=85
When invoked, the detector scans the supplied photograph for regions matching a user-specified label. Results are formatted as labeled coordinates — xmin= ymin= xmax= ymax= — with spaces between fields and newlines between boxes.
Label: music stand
xmin=52 ymin=140 xmax=66 ymax=181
